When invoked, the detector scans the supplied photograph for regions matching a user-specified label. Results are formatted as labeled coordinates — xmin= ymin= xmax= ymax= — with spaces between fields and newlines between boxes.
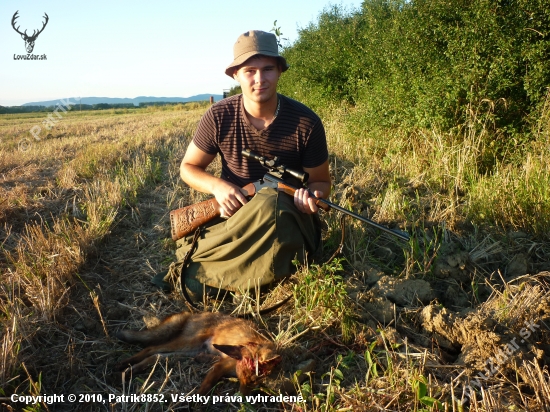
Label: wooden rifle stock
xmin=169 ymin=183 xmax=256 ymax=241
xmin=170 ymin=198 xmax=221 ymax=241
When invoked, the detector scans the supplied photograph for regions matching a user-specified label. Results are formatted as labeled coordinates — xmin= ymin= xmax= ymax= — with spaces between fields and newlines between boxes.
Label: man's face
xmin=233 ymin=56 xmax=281 ymax=104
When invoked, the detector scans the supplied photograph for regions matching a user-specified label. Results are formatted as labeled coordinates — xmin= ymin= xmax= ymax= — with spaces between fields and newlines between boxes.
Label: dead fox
xmin=116 ymin=311 xmax=281 ymax=395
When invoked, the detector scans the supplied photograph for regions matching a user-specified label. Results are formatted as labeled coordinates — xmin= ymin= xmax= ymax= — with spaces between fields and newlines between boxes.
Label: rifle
xmin=170 ymin=149 xmax=410 ymax=242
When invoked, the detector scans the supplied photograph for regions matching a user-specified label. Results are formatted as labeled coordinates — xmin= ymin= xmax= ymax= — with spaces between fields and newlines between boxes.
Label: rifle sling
xmin=179 ymin=228 xmax=202 ymax=310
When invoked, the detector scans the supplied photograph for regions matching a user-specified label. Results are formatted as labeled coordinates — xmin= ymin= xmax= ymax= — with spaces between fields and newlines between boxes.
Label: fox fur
xmin=116 ymin=311 xmax=281 ymax=395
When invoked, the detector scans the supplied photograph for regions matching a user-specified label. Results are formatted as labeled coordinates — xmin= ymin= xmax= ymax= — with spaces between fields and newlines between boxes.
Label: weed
xmin=293 ymin=258 xmax=355 ymax=341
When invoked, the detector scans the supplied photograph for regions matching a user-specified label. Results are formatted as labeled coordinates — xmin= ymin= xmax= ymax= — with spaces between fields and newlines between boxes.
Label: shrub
xmin=279 ymin=0 xmax=550 ymax=142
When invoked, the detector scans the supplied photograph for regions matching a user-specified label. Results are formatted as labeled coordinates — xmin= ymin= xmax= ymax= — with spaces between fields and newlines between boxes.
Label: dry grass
xmin=0 ymin=101 xmax=549 ymax=411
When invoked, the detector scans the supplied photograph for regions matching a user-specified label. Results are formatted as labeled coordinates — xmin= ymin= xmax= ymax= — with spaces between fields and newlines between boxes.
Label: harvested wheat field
xmin=1 ymin=103 xmax=549 ymax=412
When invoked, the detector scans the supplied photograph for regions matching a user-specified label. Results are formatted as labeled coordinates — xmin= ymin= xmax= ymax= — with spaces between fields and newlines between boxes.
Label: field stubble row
xmin=0 ymin=103 xmax=549 ymax=411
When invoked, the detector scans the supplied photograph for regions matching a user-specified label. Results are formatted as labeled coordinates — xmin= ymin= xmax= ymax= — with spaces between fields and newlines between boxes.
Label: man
xmin=174 ymin=30 xmax=331 ymax=297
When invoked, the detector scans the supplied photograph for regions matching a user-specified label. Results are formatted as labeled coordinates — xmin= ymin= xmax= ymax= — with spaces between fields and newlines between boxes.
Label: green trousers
xmin=175 ymin=187 xmax=321 ymax=294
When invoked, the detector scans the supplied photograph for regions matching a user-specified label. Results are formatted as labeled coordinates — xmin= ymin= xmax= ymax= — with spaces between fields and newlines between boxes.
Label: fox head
xmin=214 ymin=342 xmax=281 ymax=393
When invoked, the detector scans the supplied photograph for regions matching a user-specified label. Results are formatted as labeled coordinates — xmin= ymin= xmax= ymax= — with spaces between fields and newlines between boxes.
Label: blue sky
xmin=0 ymin=0 xmax=361 ymax=106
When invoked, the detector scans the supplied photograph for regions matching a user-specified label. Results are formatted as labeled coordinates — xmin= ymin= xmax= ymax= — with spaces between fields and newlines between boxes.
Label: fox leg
xmin=117 ymin=353 xmax=160 ymax=374
xmin=197 ymin=357 xmax=237 ymax=395
xmin=116 ymin=344 xmax=180 ymax=373
xmin=115 ymin=312 xmax=193 ymax=346
xmin=116 ymin=332 xmax=209 ymax=373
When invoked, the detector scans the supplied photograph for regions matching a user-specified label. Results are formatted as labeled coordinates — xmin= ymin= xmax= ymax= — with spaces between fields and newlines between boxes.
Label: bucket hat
xmin=225 ymin=30 xmax=289 ymax=78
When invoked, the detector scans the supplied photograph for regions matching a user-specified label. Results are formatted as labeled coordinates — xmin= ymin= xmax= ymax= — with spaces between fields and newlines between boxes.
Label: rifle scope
xmin=242 ymin=149 xmax=309 ymax=184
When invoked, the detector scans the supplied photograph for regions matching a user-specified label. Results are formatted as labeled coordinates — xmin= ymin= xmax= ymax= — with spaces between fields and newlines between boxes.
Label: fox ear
xmin=213 ymin=344 xmax=244 ymax=360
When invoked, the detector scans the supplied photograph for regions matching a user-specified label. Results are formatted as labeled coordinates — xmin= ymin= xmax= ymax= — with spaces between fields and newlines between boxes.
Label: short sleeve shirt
xmin=192 ymin=94 xmax=329 ymax=187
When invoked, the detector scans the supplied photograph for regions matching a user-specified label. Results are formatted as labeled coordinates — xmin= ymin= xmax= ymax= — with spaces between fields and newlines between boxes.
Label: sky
xmin=0 ymin=0 xmax=361 ymax=106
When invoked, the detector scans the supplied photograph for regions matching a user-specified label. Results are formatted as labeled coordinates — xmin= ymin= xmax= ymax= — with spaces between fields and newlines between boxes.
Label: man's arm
xmin=180 ymin=141 xmax=248 ymax=216
xmin=294 ymin=159 xmax=331 ymax=214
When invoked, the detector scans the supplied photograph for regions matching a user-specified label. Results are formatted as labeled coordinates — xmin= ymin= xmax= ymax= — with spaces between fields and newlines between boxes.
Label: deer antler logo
xmin=11 ymin=11 xmax=49 ymax=54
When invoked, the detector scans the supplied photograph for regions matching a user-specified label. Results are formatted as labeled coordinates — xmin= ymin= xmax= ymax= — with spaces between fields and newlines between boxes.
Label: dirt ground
xmin=2 ymin=110 xmax=549 ymax=411
xmin=28 ymin=186 xmax=549 ymax=411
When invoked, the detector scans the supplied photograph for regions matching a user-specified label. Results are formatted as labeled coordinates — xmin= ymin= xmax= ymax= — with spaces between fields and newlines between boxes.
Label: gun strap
xmin=179 ymin=228 xmax=202 ymax=310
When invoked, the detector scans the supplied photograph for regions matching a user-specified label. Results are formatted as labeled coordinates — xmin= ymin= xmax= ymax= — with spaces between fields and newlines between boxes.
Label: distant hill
xmin=22 ymin=95 xmax=223 ymax=107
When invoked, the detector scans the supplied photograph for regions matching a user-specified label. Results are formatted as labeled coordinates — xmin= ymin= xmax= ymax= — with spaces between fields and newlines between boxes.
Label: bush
xmin=279 ymin=0 xmax=550 ymax=141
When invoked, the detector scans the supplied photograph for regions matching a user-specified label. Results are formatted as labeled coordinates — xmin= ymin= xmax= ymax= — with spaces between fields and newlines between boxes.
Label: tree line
xmin=0 ymin=101 xmax=206 ymax=114
xmin=279 ymin=0 xmax=549 ymax=153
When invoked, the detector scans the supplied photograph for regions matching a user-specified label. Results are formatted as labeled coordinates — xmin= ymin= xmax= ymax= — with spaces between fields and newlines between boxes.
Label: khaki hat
xmin=225 ymin=30 xmax=289 ymax=78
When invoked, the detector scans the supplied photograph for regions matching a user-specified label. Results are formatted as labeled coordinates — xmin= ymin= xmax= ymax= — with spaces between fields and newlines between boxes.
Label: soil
xmin=20 ymin=199 xmax=549 ymax=411
xmin=347 ymin=247 xmax=550 ymax=405
xmin=3 ymin=155 xmax=550 ymax=411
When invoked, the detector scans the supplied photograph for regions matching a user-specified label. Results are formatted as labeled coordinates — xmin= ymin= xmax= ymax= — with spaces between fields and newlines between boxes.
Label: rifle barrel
xmin=317 ymin=198 xmax=410 ymax=241
xmin=263 ymin=173 xmax=409 ymax=241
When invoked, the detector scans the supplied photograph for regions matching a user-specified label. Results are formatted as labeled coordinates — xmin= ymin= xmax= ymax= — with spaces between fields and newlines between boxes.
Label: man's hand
xmin=294 ymin=188 xmax=323 ymax=214
xmin=213 ymin=180 xmax=248 ymax=217
xmin=180 ymin=142 xmax=248 ymax=217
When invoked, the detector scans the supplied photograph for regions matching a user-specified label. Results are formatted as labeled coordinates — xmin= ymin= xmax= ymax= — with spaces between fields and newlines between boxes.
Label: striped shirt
xmin=193 ymin=94 xmax=328 ymax=187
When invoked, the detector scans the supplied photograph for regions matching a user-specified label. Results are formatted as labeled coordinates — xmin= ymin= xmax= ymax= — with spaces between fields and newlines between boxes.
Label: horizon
xmin=12 ymin=94 xmax=224 ymax=108
xmin=0 ymin=0 xmax=361 ymax=107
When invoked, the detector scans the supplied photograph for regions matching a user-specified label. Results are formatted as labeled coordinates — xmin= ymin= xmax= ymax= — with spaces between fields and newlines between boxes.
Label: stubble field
xmin=0 ymin=102 xmax=549 ymax=411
